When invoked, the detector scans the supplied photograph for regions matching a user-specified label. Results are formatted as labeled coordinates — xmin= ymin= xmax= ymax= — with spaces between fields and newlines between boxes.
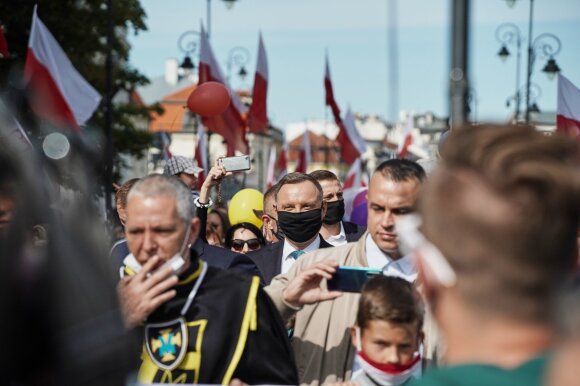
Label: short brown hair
xmin=375 ymin=159 xmax=426 ymax=183
xmin=275 ymin=172 xmax=323 ymax=204
xmin=357 ymin=275 xmax=424 ymax=330
xmin=115 ymin=178 xmax=140 ymax=210
xmin=263 ymin=184 xmax=278 ymax=217
xmin=421 ymin=125 xmax=580 ymax=323
xmin=309 ymin=170 xmax=340 ymax=184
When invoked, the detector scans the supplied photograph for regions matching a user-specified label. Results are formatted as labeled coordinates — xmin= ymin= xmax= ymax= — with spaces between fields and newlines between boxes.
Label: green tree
xmin=0 ymin=0 xmax=160 ymax=183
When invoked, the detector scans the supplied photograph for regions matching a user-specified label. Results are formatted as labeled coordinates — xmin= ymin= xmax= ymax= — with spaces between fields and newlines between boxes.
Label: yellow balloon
xmin=228 ymin=188 xmax=264 ymax=228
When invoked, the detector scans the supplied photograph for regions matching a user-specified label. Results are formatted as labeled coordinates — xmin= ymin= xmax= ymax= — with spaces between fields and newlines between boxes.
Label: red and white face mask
xmin=354 ymin=327 xmax=422 ymax=386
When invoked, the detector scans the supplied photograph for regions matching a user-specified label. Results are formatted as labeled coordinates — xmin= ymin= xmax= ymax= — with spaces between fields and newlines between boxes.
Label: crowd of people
xmin=1 ymin=123 xmax=579 ymax=386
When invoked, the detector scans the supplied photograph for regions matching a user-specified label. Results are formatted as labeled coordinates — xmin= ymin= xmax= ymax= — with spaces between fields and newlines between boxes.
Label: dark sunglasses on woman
xmin=231 ymin=238 xmax=261 ymax=251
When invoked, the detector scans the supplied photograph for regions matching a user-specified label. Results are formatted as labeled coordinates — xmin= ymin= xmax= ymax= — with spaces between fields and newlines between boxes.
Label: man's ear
xmin=321 ymin=200 xmax=327 ymax=219
xmin=189 ymin=217 xmax=201 ymax=245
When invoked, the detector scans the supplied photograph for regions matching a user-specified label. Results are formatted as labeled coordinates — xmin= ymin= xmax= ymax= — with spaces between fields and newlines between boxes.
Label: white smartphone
xmin=218 ymin=155 xmax=251 ymax=172
xmin=121 ymin=253 xmax=185 ymax=277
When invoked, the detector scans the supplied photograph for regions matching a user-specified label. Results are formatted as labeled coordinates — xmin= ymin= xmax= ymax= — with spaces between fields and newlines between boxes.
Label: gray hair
xmin=127 ymin=174 xmax=196 ymax=224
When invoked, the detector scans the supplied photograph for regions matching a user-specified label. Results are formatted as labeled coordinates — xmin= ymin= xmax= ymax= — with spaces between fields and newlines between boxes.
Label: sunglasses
xmin=231 ymin=238 xmax=261 ymax=251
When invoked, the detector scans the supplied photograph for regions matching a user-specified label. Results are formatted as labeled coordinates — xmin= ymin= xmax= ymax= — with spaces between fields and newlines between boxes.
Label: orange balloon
xmin=187 ymin=81 xmax=231 ymax=117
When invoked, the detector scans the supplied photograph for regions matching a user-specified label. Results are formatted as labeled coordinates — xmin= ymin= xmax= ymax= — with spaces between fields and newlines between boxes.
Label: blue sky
xmin=128 ymin=0 xmax=580 ymax=128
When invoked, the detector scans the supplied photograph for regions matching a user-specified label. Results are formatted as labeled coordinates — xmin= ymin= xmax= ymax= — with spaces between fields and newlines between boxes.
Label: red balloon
xmin=187 ymin=81 xmax=231 ymax=117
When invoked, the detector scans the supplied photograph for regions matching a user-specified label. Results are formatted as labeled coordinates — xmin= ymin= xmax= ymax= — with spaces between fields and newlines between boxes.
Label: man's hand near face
xmin=117 ymin=256 xmax=179 ymax=328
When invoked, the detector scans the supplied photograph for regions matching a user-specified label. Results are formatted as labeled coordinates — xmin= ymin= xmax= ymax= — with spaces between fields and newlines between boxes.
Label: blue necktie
xmin=290 ymin=250 xmax=305 ymax=260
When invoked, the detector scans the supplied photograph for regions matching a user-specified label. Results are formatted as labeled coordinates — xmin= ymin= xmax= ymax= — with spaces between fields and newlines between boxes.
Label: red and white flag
xmin=0 ymin=24 xmax=9 ymax=58
xmin=342 ymin=158 xmax=366 ymax=221
xmin=248 ymin=32 xmax=268 ymax=134
xmin=325 ymin=53 xmax=365 ymax=163
xmin=195 ymin=121 xmax=208 ymax=189
xmin=557 ymin=74 xmax=580 ymax=140
xmin=198 ymin=23 xmax=248 ymax=155
xmin=160 ymin=131 xmax=172 ymax=161
xmin=265 ymin=145 xmax=277 ymax=189
xmin=24 ymin=7 xmax=101 ymax=131
xmin=275 ymin=142 xmax=288 ymax=184
xmin=398 ymin=113 xmax=414 ymax=158
xmin=295 ymin=129 xmax=311 ymax=173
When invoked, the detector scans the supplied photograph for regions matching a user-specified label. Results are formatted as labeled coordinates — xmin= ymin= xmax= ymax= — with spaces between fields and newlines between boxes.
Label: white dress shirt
xmin=281 ymin=236 xmax=321 ymax=274
xmin=365 ymin=234 xmax=417 ymax=282
xmin=324 ymin=222 xmax=348 ymax=246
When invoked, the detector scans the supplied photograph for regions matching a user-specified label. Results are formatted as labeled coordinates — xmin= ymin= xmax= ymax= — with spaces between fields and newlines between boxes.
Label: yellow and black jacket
xmin=124 ymin=256 xmax=298 ymax=385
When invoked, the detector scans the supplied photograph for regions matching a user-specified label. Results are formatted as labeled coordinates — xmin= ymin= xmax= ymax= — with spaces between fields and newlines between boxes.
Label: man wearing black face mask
xmin=248 ymin=173 xmax=334 ymax=285
xmin=310 ymin=170 xmax=366 ymax=246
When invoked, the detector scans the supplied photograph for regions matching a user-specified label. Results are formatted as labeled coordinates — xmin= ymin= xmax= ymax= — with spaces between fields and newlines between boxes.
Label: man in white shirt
xmin=249 ymin=173 xmax=334 ymax=284
xmin=265 ymin=159 xmax=426 ymax=385
xmin=309 ymin=170 xmax=366 ymax=246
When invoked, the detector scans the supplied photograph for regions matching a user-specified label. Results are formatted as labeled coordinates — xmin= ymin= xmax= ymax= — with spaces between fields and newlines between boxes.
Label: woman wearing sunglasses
xmin=225 ymin=222 xmax=266 ymax=254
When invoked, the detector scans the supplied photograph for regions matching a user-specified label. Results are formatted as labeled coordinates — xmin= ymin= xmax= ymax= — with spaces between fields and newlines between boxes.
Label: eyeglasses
xmin=231 ymin=238 xmax=262 ymax=252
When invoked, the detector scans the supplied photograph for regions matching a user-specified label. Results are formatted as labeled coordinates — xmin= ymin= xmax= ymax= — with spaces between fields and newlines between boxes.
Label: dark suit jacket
xmin=248 ymin=235 xmax=333 ymax=285
xmin=110 ymin=238 xmax=262 ymax=281
xmin=343 ymin=221 xmax=367 ymax=243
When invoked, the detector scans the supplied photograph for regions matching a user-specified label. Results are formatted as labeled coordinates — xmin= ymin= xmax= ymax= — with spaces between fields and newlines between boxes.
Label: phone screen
xmin=327 ymin=266 xmax=382 ymax=293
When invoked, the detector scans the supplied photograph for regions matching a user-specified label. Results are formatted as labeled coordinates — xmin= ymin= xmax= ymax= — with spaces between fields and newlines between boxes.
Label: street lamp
xmin=226 ymin=46 xmax=251 ymax=83
xmin=495 ymin=23 xmax=523 ymax=121
xmin=177 ymin=30 xmax=201 ymax=80
xmin=502 ymin=0 xmax=563 ymax=124
xmin=506 ymin=82 xmax=542 ymax=117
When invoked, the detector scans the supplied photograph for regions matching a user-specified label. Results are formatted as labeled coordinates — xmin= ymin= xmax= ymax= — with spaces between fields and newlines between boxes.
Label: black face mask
xmin=277 ymin=209 xmax=323 ymax=244
xmin=323 ymin=200 xmax=345 ymax=225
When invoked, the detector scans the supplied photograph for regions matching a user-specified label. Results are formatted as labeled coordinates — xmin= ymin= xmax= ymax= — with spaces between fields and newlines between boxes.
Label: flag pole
xmin=105 ymin=0 xmax=114 ymax=220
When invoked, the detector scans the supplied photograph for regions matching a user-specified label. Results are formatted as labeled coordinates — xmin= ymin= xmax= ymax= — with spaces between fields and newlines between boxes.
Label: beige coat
xmin=265 ymin=233 xmax=369 ymax=386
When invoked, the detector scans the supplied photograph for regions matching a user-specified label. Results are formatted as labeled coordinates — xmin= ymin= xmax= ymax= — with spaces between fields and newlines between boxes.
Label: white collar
xmin=365 ymin=234 xmax=417 ymax=282
xmin=282 ymin=235 xmax=321 ymax=259
xmin=325 ymin=222 xmax=347 ymax=246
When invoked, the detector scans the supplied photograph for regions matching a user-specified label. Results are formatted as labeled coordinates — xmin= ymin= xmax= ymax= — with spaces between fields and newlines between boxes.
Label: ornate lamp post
xmin=496 ymin=23 xmax=523 ymax=121
xmin=501 ymin=0 xmax=562 ymax=124
xmin=177 ymin=30 xmax=200 ymax=80
xmin=226 ymin=46 xmax=250 ymax=83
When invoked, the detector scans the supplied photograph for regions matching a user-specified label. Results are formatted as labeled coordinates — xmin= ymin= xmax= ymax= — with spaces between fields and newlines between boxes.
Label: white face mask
xmin=354 ymin=327 xmax=422 ymax=386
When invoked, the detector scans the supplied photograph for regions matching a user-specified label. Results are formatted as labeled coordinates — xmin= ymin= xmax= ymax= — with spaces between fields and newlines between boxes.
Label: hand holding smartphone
xmin=327 ymin=266 xmax=382 ymax=293
xmin=218 ymin=155 xmax=251 ymax=172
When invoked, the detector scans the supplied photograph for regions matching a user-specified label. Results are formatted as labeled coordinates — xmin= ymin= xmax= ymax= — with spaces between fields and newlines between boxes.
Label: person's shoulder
xmin=247 ymin=241 xmax=282 ymax=260
xmin=300 ymin=239 xmax=358 ymax=265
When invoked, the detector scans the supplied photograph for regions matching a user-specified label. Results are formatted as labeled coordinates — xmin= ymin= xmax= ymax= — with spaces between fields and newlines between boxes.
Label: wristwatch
xmin=194 ymin=196 xmax=213 ymax=209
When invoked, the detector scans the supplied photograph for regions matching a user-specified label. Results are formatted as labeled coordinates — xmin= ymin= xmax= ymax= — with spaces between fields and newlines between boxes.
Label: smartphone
xmin=121 ymin=253 xmax=185 ymax=277
xmin=327 ymin=266 xmax=382 ymax=293
xmin=218 ymin=155 xmax=251 ymax=172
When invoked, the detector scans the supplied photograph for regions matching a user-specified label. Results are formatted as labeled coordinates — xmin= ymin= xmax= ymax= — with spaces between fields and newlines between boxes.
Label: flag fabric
xmin=198 ymin=23 xmax=248 ymax=156
xmin=0 ymin=24 xmax=8 ymax=58
xmin=397 ymin=113 xmax=414 ymax=158
xmin=24 ymin=7 xmax=101 ymax=131
xmin=342 ymin=159 xmax=366 ymax=221
xmin=325 ymin=53 xmax=364 ymax=163
xmin=248 ymin=32 xmax=268 ymax=134
xmin=274 ymin=142 xmax=288 ymax=184
xmin=265 ymin=145 xmax=277 ymax=189
xmin=295 ymin=130 xmax=311 ymax=173
xmin=160 ymin=131 xmax=172 ymax=161
xmin=557 ymin=74 xmax=580 ymax=140
xmin=195 ymin=122 xmax=208 ymax=189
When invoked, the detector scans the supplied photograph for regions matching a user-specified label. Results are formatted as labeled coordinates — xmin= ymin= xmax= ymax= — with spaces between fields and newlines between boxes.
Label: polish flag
xmin=557 ymin=74 xmax=580 ymax=140
xmin=160 ymin=131 xmax=172 ymax=161
xmin=0 ymin=24 xmax=8 ymax=58
xmin=248 ymin=32 xmax=268 ymax=134
xmin=195 ymin=121 xmax=208 ymax=189
xmin=198 ymin=23 xmax=248 ymax=155
xmin=267 ymin=142 xmax=289 ymax=188
xmin=342 ymin=159 xmax=366 ymax=221
xmin=24 ymin=7 xmax=101 ymax=131
xmin=325 ymin=54 xmax=364 ymax=163
xmin=295 ymin=130 xmax=311 ymax=173
xmin=398 ymin=113 xmax=414 ymax=158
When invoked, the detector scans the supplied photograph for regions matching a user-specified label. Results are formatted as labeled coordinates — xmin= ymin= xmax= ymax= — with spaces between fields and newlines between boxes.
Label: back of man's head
xmin=128 ymin=174 xmax=196 ymax=225
xmin=421 ymin=125 xmax=580 ymax=324
xmin=263 ymin=184 xmax=278 ymax=218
